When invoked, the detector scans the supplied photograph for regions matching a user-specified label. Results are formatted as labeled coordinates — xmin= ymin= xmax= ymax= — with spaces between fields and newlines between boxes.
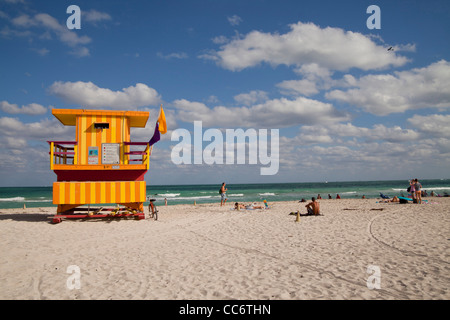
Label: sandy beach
xmin=0 ymin=197 xmax=449 ymax=300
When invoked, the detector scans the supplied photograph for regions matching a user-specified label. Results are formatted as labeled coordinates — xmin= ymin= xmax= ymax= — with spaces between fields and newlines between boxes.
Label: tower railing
xmin=48 ymin=141 xmax=77 ymax=170
xmin=48 ymin=140 xmax=150 ymax=169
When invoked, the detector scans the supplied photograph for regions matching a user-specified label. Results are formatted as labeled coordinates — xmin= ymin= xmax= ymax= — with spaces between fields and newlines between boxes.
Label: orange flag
xmin=157 ymin=104 xmax=167 ymax=134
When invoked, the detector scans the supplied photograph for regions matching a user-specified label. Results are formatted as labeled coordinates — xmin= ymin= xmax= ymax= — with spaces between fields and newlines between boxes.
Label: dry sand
xmin=0 ymin=197 xmax=449 ymax=300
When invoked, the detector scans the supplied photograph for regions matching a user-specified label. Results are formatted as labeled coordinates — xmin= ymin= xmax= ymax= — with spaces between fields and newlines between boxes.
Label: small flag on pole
xmin=157 ymin=104 xmax=167 ymax=134
xmin=148 ymin=122 xmax=160 ymax=147
xmin=148 ymin=104 xmax=167 ymax=147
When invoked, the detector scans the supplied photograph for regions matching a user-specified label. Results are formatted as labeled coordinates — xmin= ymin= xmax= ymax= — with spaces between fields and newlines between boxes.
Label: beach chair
xmin=380 ymin=193 xmax=390 ymax=199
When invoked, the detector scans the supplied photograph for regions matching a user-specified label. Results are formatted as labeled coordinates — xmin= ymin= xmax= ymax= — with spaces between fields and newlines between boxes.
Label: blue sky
xmin=0 ymin=0 xmax=449 ymax=186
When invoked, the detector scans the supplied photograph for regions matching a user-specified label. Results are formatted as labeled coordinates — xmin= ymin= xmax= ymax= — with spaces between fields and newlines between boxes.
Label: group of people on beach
xmin=221 ymin=182 xmax=267 ymax=210
xmin=408 ymin=178 xmax=423 ymax=204
xmin=317 ymin=194 xmax=340 ymax=199
xmin=302 ymin=193 xmax=339 ymax=202
xmin=221 ymin=182 xmax=320 ymax=215
xmin=220 ymin=178 xmax=431 ymax=217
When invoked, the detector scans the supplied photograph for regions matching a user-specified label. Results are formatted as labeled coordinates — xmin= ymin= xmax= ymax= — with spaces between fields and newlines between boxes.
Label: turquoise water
xmin=1 ymin=179 xmax=449 ymax=209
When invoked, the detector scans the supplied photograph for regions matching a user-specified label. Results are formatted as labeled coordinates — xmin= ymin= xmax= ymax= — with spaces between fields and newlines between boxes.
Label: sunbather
xmin=234 ymin=202 xmax=264 ymax=210
xmin=234 ymin=202 xmax=246 ymax=210
xmin=380 ymin=196 xmax=399 ymax=203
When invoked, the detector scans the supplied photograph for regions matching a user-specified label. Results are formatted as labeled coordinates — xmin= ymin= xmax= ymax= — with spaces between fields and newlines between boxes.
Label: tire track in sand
xmin=367 ymin=212 xmax=449 ymax=265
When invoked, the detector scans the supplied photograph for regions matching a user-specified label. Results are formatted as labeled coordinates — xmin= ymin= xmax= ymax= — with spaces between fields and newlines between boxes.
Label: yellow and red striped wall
xmin=53 ymin=181 xmax=146 ymax=205
xmin=76 ymin=114 xmax=130 ymax=165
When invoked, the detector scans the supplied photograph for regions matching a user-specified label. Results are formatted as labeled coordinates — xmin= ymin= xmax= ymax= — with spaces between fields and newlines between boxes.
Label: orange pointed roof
xmin=52 ymin=109 xmax=149 ymax=128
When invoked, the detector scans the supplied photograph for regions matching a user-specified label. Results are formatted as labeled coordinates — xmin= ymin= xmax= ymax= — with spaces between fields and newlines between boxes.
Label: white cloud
xmin=0 ymin=25 xmax=31 ymax=38
xmin=0 ymin=100 xmax=48 ymax=115
xmin=69 ymin=46 xmax=90 ymax=57
xmin=408 ymin=114 xmax=450 ymax=137
xmin=203 ymin=21 xmax=409 ymax=72
xmin=276 ymin=121 xmax=449 ymax=180
xmin=212 ymin=35 xmax=229 ymax=45
xmin=157 ymin=52 xmax=188 ymax=60
xmin=206 ymin=95 xmax=219 ymax=104
xmin=0 ymin=10 xmax=9 ymax=20
xmin=4 ymin=0 xmax=26 ymax=4
xmin=0 ymin=117 xmax=74 ymax=176
xmin=289 ymin=122 xmax=420 ymax=146
xmin=172 ymin=96 xmax=349 ymax=128
xmin=9 ymin=12 xmax=91 ymax=56
xmin=233 ymin=90 xmax=268 ymax=106
xmin=35 ymin=47 xmax=50 ymax=56
xmin=83 ymin=9 xmax=112 ymax=23
xmin=333 ymin=123 xmax=420 ymax=142
xmin=277 ymin=63 xmax=336 ymax=96
xmin=277 ymin=79 xmax=320 ymax=97
xmin=326 ymin=60 xmax=450 ymax=115
xmin=13 ymin=13 xmax=91 ymax=47
xmin=227 ymin=15 xmax=242 ymax=26
xmin=0 ymin=117 xmax=72 ymax=139
xmin=48 ymin=81 xmax=162 ymax=109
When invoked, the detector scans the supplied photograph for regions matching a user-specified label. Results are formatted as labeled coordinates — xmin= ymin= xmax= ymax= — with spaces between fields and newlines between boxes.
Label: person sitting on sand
xmin=305 ymin=197 xmax=320 ymax=215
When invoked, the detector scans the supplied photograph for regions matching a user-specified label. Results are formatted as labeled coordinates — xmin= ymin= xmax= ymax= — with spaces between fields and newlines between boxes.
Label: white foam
xmin=0 ymin=197 xmax=26 ymax=202
xmin=393 ymin=187 xmax=450 ymax=191
xmin=154 ymin=195 xmax=218 ymax=201
xmin=157 ymin=193 xmax=180 ymax=197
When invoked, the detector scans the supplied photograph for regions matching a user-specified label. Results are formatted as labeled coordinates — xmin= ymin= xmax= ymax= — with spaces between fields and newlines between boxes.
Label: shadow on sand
xmin=0 ymin=212 xmax=53 ymax=223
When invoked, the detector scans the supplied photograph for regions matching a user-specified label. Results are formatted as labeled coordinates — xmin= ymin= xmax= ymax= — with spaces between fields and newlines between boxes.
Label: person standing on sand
xmin=220 ymin=182 xmax=228 ymax=206
xmin=409 ymin=179 xmax=416 ymax=201
xmin=414 ymin=179 xmax=422 ymax=204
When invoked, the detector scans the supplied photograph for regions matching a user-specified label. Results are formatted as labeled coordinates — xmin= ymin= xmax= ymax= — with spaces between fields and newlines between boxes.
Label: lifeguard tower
xmin=48 ymin=108 xmax=154 ymax=223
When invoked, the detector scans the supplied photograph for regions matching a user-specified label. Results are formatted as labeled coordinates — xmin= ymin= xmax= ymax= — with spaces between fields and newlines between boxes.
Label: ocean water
xmin=1 ymin=179 xmax=449 ymax=209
